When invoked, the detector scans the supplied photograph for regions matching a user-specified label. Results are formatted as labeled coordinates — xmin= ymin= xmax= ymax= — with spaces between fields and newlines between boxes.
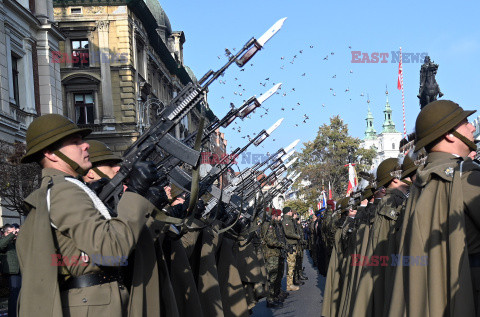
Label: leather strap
xmin=59 ymin=269 xmax=124 ymax=291
xmin=452 ymin=130 xmax=477 ymax=152
xmin=53 ymin=150 xmax=87 ymax=176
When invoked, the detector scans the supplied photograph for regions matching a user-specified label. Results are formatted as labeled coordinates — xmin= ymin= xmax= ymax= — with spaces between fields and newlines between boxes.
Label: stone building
xmin=361 ymin=89 xmax=402 ymax=169
xmin=52 ymin=0 xmax=214 ymax=153
xmin=0 ymin=0 xmax=64 ymax=225
xmin=0 ymin=0 xmax=64 ymax=143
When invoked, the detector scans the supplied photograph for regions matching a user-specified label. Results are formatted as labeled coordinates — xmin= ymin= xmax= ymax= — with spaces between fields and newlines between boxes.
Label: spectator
xmin=0 ymin=223 xmax=20 ymax=317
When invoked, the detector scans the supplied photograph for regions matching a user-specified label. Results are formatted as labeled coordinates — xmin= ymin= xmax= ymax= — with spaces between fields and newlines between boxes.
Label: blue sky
xmin=161 ymin=0 xmax=480 ymax=166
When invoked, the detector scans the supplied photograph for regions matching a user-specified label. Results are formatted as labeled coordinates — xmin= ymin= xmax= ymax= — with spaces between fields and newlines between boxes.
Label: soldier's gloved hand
xmin=126 ymin=161 xmax=157 ymax=196
xmin=145 ymin=184 xmax=169 ymax=210
xmin=195 ymin=199 xmax=206 ymax=219
xmin=166 ymin=203 xmax=186 ymax=219
xmin=87 ymin=177 xmax=110 ymax=195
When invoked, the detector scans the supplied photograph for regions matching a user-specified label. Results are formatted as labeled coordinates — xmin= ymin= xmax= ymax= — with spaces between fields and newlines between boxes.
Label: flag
xmin=322 ymin=191 xmax=327 ymax=209
xmin=328 ymin=181 xmax=332 ymax=200
xmin=345 ymin=163 xmax=358 ymax=196
xmin=397 ymin=48 xmax=403 ymax=90
xmin=317 ymin=201 xmax=321 ymax=210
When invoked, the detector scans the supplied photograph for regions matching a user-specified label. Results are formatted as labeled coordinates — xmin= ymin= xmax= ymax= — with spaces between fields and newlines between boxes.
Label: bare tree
xmin=0 ymin=140 xmax=41 ymax=217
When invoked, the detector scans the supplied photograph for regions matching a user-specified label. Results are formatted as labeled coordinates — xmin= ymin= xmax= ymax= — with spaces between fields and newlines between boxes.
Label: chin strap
xmin=53 ymin=150 xmax=88 ymax=176
xmin=452 ymin=130 xmax=477 ymax=152
xmin=401 ymin=179 xmax=412 ymax=186
xmin=93 ymin=167 xmax=109 ymax=179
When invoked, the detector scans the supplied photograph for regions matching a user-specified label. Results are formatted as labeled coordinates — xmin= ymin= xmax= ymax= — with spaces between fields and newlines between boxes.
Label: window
xmin=74 ymin=93 xmax=94 ymax=124
xmin=392 ymin=143 xmax=395 ymax=149
xmin=11 ymin=54 xmax=19 ymax=106
xmin=71 ymin=39 xmax=89 ymax=67
xmin=71 ymin=7 xmax=82 ymax=14
xmin=136 ymin=42 xmax=144 ymax=76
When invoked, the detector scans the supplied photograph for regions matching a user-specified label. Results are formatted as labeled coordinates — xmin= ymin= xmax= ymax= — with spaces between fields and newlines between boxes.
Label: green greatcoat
xmin=351 ymin=188 xmax=407 ymax=317
xmin=337 ymin=216 xmax=358 ymax=317
xmin=321 ymin=212 xmax=346 ymax=317
xmin=16 ymin=168 xmax=157 ymax=317
xmin=388 ymin=152 xmax=480 ymax=317
xmin=349 ymin=198 xmax=382 ymax=316
xmin=217 ymin=232 xmax=249 ymax=317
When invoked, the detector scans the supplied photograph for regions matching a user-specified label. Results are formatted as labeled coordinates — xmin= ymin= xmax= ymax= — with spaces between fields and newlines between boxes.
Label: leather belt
xmin=60 ymin=269 xmax=124 ymax=292
xmin=469 ymin=253 xmax=480 ymax=268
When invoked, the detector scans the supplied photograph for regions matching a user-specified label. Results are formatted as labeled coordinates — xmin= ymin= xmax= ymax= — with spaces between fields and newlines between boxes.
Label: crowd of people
xmin=1 ymin=98 xmax=479 ymax=317
xmin=306 ymin=99 xmax=480 ymax=316
xmin=2 ymin=113 xmax=312 ymax=317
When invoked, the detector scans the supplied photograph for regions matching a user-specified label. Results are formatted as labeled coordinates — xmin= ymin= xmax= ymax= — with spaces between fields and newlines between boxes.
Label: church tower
xmin=382 ymin=88 xmax=398 ymax=133
xmin=365 ymin=97 xmax=376 ymax=140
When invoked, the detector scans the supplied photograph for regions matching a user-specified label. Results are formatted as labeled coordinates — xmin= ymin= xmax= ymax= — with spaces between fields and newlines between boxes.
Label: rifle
xmin=98 ymin=18 xmax=287 ymax=209
xmin=184 ymin=118 xmax=284 ymax=211
xmin=152 ymin=84 xmax=282 ymax=192
xmin=201 ymin=140 xmax=299 ymax=215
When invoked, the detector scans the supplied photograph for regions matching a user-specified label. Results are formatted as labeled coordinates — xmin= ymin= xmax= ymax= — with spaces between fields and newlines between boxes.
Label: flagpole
xmin=399 ymin=47 xmax=406 ymax=137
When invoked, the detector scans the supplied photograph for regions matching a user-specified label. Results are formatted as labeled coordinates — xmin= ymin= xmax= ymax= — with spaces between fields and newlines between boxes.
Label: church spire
xmin=365 ymin=95 xmax=376 ymax=140
xmin=382 ymin=87 xmax=398 ymax=133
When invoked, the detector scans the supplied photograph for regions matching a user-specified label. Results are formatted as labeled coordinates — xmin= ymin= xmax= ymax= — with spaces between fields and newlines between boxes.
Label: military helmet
xmin=415 ymin=100 xmax=476 ymax=151
xmin=282 ymin=206 xmax=292 ymax=214
xmin=86 ymin=140 xmax=122 ymax=165
xmin=21 ymin=114 xmax=91 ymax=163
xmin=400 ymin=153 xmax=418 ymax=180
xmin=376 ymin=158 xmax=399 ymax=189
xmin=361 ymin=185 xmax=374 ymax=201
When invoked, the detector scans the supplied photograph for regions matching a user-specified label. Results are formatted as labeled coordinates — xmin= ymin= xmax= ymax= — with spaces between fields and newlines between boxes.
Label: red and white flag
xmin=345 ymin=163 xmax=358 ymax=196
xmin=328 ymin=181 xmax=332 ymax=200
xmin=397 ymin=49 xmax=403 ymax=90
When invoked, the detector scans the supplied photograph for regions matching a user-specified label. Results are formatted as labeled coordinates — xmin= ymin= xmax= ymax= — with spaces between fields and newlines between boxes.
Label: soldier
xmin=83 ymin=140 xmax=122 ymax=182
xmin=16 ymin=114 xmax=159 ymax=316
xmin=388 ymin=100 xmax=480 ymax=316
xmin=262 ymin=209 xmax=284 ymax=308
xmin=273 ymin=210 xmax=289 ymax=302
xmin=282 ymin=207 xmax=300 ymax=291
xmin=352 ymin=158 xmax=409 ymax=316
xmin=293 ymin=214 xmax=307 ymax=285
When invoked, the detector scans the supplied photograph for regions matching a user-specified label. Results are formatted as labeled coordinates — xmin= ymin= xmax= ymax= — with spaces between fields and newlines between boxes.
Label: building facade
xmin=52 ymin=0 xmax=215 ymax=153
xmin=361 ymin=90 xmax=402 ymax=170
xmin=0 ymin=0 xmax=64 ymax=225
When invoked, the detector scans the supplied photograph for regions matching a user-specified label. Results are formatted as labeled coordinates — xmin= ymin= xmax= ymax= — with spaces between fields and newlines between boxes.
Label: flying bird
xmin=323 ymin=55 xmax=328 ymax=60
xmin=332 ymin=75 xmax=336 ymax=78
xmin=301 ymin=73 xmax=306 ymax=76
xmin=299 ymin=50 xmax=303 ymax=54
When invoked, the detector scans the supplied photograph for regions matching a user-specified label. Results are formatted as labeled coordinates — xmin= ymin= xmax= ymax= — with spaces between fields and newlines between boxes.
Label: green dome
xmin=184 ymin=66 xmax=197 ymax=83
xmin=143 ymin=0 xmax=172 ymax=35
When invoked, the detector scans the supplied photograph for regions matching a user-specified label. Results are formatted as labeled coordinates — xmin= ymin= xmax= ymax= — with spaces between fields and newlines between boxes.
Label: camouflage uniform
xmin=273 ymin=219 xmax=288 ymax=297
xmin=282 ymin=214 xmax=300 ymax=287
xmin=293 ymin=219 xmax=305 ymax=282
xmin=261 ymin=218 xmax=285 ymax=303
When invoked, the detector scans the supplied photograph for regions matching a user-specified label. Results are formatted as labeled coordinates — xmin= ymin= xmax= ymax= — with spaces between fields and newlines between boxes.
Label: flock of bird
xmin=212 ymin=43 xmax=371 ymax=147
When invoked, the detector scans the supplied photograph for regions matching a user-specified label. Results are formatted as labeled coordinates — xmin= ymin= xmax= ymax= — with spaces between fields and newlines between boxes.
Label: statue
xmin=418 ymin=56 xmax=444 ymax=109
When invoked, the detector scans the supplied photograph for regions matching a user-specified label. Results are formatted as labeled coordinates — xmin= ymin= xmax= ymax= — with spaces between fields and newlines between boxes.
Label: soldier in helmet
xmin=351 ymin=157 xmax=410 ymax=316
xmin=16 ymin=114 xmax=160 ymax=316
xmin=388 ymin=100 xmax=480 ymax=316
xmin=83 ymin=140 xmax=122 ymax=182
